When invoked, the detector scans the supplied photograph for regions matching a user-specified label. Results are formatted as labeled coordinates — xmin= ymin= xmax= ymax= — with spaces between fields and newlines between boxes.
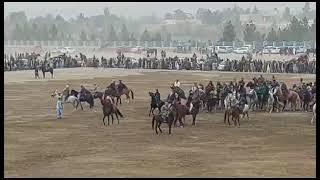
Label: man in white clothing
xmin=174 ymin=80 xmax=180 ymax=87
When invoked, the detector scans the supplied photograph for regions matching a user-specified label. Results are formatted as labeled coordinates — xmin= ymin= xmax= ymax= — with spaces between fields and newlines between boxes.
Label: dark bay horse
xmin=40 ymin=65 xmax=54 ymax=78
xmin=152 ymin=111 xmax=175 ymax=134
xmin=98 ymin=96 xmax=123 ymax=126
xmin=173 ymin=100 xmax=200 ymax=127
xmin=71 ymin=90 xmax=94 ymax=110
xmin=224 ymin=106 xmax=241 ymax=127
xmin=111 ymin=86 xmax=134 ymax=105
xmin=148 ymin=92 xmax=165 ymax=116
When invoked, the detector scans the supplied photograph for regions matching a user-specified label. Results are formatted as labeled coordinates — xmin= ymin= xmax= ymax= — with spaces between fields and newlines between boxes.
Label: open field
xmin=4 ymin=68 xmax=316 ymax=177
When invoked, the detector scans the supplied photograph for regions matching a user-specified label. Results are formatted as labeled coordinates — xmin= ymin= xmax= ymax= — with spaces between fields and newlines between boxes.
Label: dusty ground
xmin=4 ymin=68 xmax=316 ymax=177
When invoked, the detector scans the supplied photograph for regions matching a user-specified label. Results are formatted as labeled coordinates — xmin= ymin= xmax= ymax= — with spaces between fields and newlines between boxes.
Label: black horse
xmin=70 ymin=89 xmax=94 ymax=110
xmin=40 ymin=65 xmax=54 ymax=78
xmin=152 ymin=110 xmax=175 ymax=135
xmin=148 ymin=92 xmax=165 ymax=116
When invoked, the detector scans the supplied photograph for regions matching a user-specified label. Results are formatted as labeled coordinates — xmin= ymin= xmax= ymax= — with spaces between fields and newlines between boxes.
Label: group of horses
xmin=149 ymin=81 xmax=316 ymax=135
xmin=54 ymin=84 xmax=134 ymax=126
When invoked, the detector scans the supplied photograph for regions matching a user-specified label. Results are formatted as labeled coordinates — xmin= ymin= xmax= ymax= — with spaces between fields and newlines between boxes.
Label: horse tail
xmin=130 ymin=89 xmax=134 ymax=99
xmin=116 ymin=108 xmax=124 ymax=118
xmin=152 ymin=115 xmax=155 ymax=130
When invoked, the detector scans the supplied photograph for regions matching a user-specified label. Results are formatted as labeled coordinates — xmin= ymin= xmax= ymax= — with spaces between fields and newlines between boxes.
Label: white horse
xmin=267 ymin=89 xmax=275 ymax=114
xmin=63 ymin=94 xmax=83 ymax=111
xmin=311 ymin=103 xmax=316 ymax=124
xmin=248 ymin=88 xmax=259 ymax=111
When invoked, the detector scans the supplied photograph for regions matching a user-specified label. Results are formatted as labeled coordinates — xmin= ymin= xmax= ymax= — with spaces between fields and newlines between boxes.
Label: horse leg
xmin=151 ymin=108 xmax=155 ymax=115
xmin=111 ymin=114 xmax=114 ymax=124
xmin=107 ymin=115 xmax=110 ymax=125
xmin=168 ymin=120 xmax=172 ymax=135
xmin=149 ymin=107 xmax=153 ymax=116
xmin=192 ymin=114 xmax=196 ymax=126
xmin=115 ymin=113 xmax=119 ymax=124
xmin=158 ymin=122 xmax=162 ymax=133
xmin=237 ymin=116 xmax=240 ymax=127
xmin=155 ymin=121 xmax=159 ymax=134
xmin=179 ymin=116 xmax=184 ymax=127
xmin=103 ymin=115 xmax=106 ymax=126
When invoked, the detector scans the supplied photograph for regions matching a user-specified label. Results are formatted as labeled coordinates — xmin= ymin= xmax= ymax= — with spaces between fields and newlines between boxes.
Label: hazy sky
xmin=4 ymin=2 xmax=316 ymax=19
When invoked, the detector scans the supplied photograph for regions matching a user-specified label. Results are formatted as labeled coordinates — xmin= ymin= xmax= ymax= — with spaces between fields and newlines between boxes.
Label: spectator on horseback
xmin=155 ymin=89 xmax=161 ymax=107
xmin=174 ymin=79 xmax=180 ymax=87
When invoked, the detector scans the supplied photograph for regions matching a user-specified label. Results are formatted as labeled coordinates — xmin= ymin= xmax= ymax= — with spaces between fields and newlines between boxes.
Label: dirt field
xmin=4 ymin=68 xmax=316 ymax=177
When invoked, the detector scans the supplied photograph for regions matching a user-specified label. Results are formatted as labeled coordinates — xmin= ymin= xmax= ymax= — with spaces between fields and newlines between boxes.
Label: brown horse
xmin=281 ymin=86 xmax=301 ymax=111
xmin=173 ymin=100 xmax=200 ymax=127
xmin=98 ymin=95 xmax=123 ymax=126
xmin=115 ymin=87 xmax=134 ymax=105
xmin=152 ymin=111 xmax=175 ymax=134
xmin=224 ymin=106 xmax=241 ymax=127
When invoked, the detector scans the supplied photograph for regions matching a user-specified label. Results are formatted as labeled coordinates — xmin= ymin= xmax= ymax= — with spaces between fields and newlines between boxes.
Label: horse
xmin=206 ymin=90 xmax=218 ymax=113
xmin=248 ymin=88 xmax=259 ymax=111
xmin=148 ymin=92 xmax=165 ymax=116
xmin=311 ymin=103 xmax=316 ymax=124
xmin=98 ymin=95 xmax=123 ymax=126
xmin=297 ymin=88 xmax=312 ymax=111
xmin=281 ymin=85 xmax=301 ymax=111
xmin=224 ymin=106 xmax=241 ymax=127
xmin=114 ymin=86 xmax=134 ymax=105
xmin=267 ymin=89 xmax=276 ymax=113
xmin=152 ymin=110 xmax=175 ymax=135
xmin=173 ymin=99 xmax=200 ymax=127
xmin=272 ymin=86 xmax=286 ymax=112
xmin=62 ymin=89 xmax=83 ymax=111
xmin=71 ymin=89 xmax=94 ymax=110
xmin=40 ymin=65 xmax=53 ymax=78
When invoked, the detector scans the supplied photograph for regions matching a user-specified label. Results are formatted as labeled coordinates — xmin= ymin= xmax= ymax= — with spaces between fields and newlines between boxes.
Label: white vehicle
xmin=234 ymin=47 xmax=249 ymax=54
xmin=262 ymin=46 xmax=273 ymax=54
xmin=63 ymin=47 xmax=76 ymax=54
xmin=130 ymin=46 xmax=143 ymax=53
xmin=215 ymin=46 xmax=233 ymax=53
xmin=296 ymin=46 xmax=307 ymax=53
xmin=270 ymin=47 xmax=281 ymax=54
xmin=217 ymin=61 xmax=228 ymax=71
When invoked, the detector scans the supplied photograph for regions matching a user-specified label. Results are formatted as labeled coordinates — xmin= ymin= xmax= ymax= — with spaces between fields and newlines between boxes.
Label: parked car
xmin=215 ymin=46 xmax=233 ymax=53
xmin=234 ymin=47 xmax=249 ymax=54
xmin=270 ymin=47 xmax=281 ymax=54
xmin=262 ymin=46 xmax=273 ymax=54
xmin=296 ymin=46 xmax=307 ymax=53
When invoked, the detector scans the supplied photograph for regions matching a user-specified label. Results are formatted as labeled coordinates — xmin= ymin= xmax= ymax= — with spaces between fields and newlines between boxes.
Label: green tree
xmin=243 ymin=20 xmax=259 ymax=42
xmin=252 ymin=6 xmax=258 ymax=14
xmin=154 ymin=32 xmax=162 ymax=41
xmin=267 ymin=28 xmax=277 ymax=42
xmin=108 ymin=24 xmax=117 ymax=41
xmin=283 ymin=7 xmax=291 ymax=20
xmin=80 ymin=31 xmax=87 ymax=41
xmin=120 ymin=24 xmax=129 ymax=41
xmin=50 ymin=24 xmax=58 ymax=40
xmin=140 ymin=29 xmax=151 ymax=41
xmin=221 ymin=20 xmax=236 ymax=42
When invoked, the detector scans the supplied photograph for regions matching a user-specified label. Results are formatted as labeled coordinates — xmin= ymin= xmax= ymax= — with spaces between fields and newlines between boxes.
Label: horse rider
xmin=205 ymin=81 xmax=215 ymax=94
xmin=79 ymin=85 xmax=90 ymax=100
xmin=160 ymin=101 xmax=171 ymax=123
xmin=92 ymin=83 xmax=99 ymax=92
xmin=155 ymin=89 xmax=161 ymax=107
xmin=62 ymin=84 xmax=70 ymax=101
xmin=192 ymin=82 xmax=198 ymax=92
xmin=187 ymin=90 xmax=194 ymax=113
xmin=107 ymin=80 xmax=117 ymax=94
xmin=174 ymin=79 xmax=180 ymax=87
xmin=118 ymin=80 xmax=127 ymax=93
